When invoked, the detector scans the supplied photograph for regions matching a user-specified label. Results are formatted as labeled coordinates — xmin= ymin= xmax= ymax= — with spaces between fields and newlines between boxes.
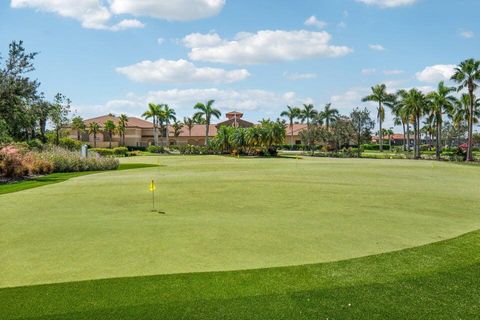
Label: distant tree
xmin=319 ymin=103 xmax=339 ymax=131
xmin=142 ymin=103 xmax=161 ymax=146
xmin=362 ymin=84 xmax=395 ymax=152
xmin=71 ymin=116 xmax=85 ymax=141
xmin=103 ymin=120 xmax=116 ymax=149
xmin=50 ymin=93 xmax=71 ymax=146
xmin=172 ymin=120 xmax=184 ymax=137
xmin=161 ymin=104 xmax=176 ymax=145
xmin=194 ymin=100 xmax=221 ymax=146
xmin=426 ymin=82 xmax=456 ymax=160
xmin=300 ymin=104 xmax=318 ymax=153
xmin=88 ymin=122 xmax=100 ymax=148
xmin=183 ymin=117 xmax=196 ymax=137
xmin=331 ymin=116 xmax=356 ymax=151
xmin=280 ymin=105 xmax=301 ymax=149
xmin=451 ymin=59 xmax=480 ymax=161
xmin=350 ymin=107 xmax=375 ymax=156
xmin=117 ymin=114 xmax=129 ymax=146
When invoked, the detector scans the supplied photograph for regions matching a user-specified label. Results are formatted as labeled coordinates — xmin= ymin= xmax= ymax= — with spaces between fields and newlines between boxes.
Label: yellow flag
xmin=149 ymin=180 xmax=156 ymax=192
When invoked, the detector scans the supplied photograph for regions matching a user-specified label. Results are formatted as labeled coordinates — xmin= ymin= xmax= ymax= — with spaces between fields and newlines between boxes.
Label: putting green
xmin=1 ymin=156 xmax=479 ymax=288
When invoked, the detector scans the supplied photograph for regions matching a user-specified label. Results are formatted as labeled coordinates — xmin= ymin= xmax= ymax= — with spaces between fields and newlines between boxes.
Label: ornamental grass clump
xmin=38 ymin=146 xmax=119 ymax=173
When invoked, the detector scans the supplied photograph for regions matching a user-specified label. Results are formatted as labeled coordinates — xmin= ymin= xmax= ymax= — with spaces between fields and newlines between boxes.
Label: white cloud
xmin=116 ymin=59 xmax=250 ymax=84
xmin=356 ymin=0 xmax=417 ymax=8
xmin=109 ymin=0 xmax=225 ymax=21
xmin=361 ymin=68 xmax=376 ymax=75
xmin=11 ymin=0 xmax=224 ymax=30
xmin=383 ymin=69 xmax=404 ymax=75
xmin=78 ymin=88 xmax=313 ymax=119
xmin=283 ymin=72 xmax=317 ymax=80
xmin=460 ymin=30 xmax=474 ymax=39
xmin=416 ymin=64 xmax=456 ymax=83
xmin=304 ymin=16 xmax=327 ymax=29
xmin=183 ymin=32 xmax=223 ymax=48
xmin=184 ymin=30 xmax=352 ymax=64
xmin=11 ymin=0 xmax=112 ymax=29
xmin=157 ymin=38 xmax=165 ymax=45
xmin=110 ymin=19 xmax=145 ymax=31
xmin=369 ymin=44 xmax=385 ymax=51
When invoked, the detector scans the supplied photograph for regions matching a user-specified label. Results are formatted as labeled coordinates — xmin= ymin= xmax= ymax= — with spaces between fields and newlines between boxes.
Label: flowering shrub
xmin=0 ymin=145 xmax=53 ymax=178
xmin=38 ymin=146 xmax=119 ymax=172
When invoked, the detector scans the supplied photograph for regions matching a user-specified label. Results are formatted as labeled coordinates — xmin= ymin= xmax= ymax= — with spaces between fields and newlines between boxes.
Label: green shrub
xmin=361 ymin=144 xmax=391 ymax=151
xmin=177 ymin=144 xmax=217 ymax=155
xmin=59 ymin=137 xmax=83 ymax=151
xmin=147 ymin=145 xmax=165 ymax=154
xmin=90 ymin=148 xmax=114 ymax=156
xmin=113 ymin=147 xmax=128 ymax=156
xmin=26 ymin=139 xmax=44 ymax=150
xmin=127 ymin=146 xmax=146 ymax=152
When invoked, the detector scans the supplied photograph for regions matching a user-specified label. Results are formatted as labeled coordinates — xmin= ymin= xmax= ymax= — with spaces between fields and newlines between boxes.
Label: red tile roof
xmin=83 ymin=115 xmax=153 ymax=128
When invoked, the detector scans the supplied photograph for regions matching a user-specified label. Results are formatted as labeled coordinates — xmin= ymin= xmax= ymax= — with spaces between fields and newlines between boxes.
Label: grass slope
xmin=0 ymin=163 xmax=158 ymax=195
xmin=1 ymin=156 xmax=480 ymax=288
xmin=1 ymin=229 xmax=479 ymax=319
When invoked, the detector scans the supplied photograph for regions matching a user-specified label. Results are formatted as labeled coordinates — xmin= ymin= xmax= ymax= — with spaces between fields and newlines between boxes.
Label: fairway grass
xmin=1 ymin=156 xmax=479 ymax=289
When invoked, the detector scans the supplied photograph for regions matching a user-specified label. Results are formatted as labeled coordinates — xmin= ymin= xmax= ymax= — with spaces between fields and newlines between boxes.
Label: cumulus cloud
xmin=116 ymin=59 xmax=250 ymax=84
xmin=304 ymin=16 xmax=327 ymax=29
xmin=283 ymin=72 xmax=318 ymax=80
xmin=416 ymin=64 xmax=456 ymax=83
xmin=369 ymin=44 xmax=385 ymax=51
xmin=184 ymin=30 xmax=352 ymax=64
xmin=109 ymin=0 xmax=224 ymax=21
xmin=356 ymin=0 xmax=417 ymax=8
xmin=10 ymin=0 xmax=224 ymax=30
xmin=77 ymin=88 xmax=313 ymax=119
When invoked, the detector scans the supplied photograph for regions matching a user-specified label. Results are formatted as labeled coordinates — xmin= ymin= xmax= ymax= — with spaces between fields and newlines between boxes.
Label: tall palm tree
xmin=71 ymin=116 xmax=85 ymax=141
xmin=161 ymin=104 xmax=176 ymax=146
xmin=385 ymin=94 xmax=407 ymax=151
xmin=451 ymin=59 xmax=480 ymax=161
xmin=452 ymin=94 xmax=480 ymax=129
xmin=103 ymin=120 xmax=116 ymax=149
xmin=183 ymin=117 xmax=196 ymax=137
xmin=193 ymin=100 xmax=221 ymax=146
xmin=117 ymin=114 xmax=129 ymax=146
xmin=320 ymin=103 xmax=339 ymax=131
xmin=426 ymin=82 xmax=456 ymax=160
xmin=398 ymin=88 xmax=428 ymax=159
xmin=300 ymin=104 xmax=318 ymax=153
xmin=142 ymin=103 xmax=161 ymax=146
xmin=362 ymin=84 xmax=395 ymax=152
xmin=280 ymin=106 xmax=301 ymax=149
xmin=88 ymin=122 xmax=100 ymax=148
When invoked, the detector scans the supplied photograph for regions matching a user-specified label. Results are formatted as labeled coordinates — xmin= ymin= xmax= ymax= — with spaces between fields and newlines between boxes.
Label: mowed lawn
xmin=1 ymin=156 xmax=479 ymax=289
xmin=1 ymin=156 xmax=479 ymax=319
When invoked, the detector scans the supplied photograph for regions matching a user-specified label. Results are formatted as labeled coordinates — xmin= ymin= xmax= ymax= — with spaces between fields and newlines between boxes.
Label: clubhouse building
xmin=69 ymin=111 xmax=307 ymax=148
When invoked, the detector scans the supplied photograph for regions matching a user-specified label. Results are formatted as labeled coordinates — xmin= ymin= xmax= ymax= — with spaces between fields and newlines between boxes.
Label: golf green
xmin=1 ymin=156 xmax=479 ymax=289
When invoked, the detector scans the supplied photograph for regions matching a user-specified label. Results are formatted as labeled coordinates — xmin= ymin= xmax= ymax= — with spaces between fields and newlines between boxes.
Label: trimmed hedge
xmin=146 ymin=145 xmax=165 ymax=154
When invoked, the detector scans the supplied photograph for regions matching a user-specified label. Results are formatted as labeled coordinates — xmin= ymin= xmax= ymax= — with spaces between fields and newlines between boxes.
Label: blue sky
xmin=1 ymin=0 xmax=479 ymax=129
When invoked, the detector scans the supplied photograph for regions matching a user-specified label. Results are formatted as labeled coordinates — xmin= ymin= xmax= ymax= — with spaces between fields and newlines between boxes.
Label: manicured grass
xmin=0 ymin=163 xmax=158 ymax=195
xmin=1 ymin=156 xmax=479 ymax=318
xmin=1 ymin=229 xmax=479 ymax=319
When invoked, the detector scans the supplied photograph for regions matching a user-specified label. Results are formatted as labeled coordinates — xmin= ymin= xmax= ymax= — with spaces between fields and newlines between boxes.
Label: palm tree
xmin=231 ymin=127 xmax=247 ymax=154
xmin=161 ymin=104 xmax=176 ymax=146
xmin=452 ymin=94 xmax=480 ymax=129
xmin=280 ymin=106 xmax=301 ymax=150
xmin=398 ymin=88 xmax=428 ymax=159
xmin=385 ymin=95 xmax=407 ymax=151
xmin=117 ymin=114 xmax=129 ymax=146
xmin=451 ymin=59 xmax=480 ymax=161
xmin=103 ymin=120 xmax=116 ymax=149
xmin=88 ymin=122 xmax=100 ymax=148
xmin=300 ymin=104 xmax=318 ymax=153
xmin=183 ymin=117 xmax=196 ymax=137
xmin=362 ymin=84 xmax=395 ymax=152
xmin=71 ymin=116 xmax=85 ymax=141
xmin=193 ymin=100 xmax=221 ymax=146
xmin=172 ymin=120 xmax=184 ymax=137
xmin=142 ymin=103 xmax=161 ymax=146
xmin=426 ymin=82 xmax=456 ymax=160
xmin=319 ymin=103 xmax=339 ymax=131
xmin=384 ymin=128 xmax=394 ymax=151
